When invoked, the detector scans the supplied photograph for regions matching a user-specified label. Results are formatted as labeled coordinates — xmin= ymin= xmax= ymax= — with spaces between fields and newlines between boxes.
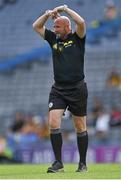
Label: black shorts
xmin=48 ymin=80 xmax=88 ymax=116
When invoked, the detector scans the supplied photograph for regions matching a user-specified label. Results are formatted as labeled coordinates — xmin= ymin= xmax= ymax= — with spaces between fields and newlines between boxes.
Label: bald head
xmin=53 ymin=16 xmax=72 ymax=39
xmin=54 ymin=16 xmax=71 ymax=29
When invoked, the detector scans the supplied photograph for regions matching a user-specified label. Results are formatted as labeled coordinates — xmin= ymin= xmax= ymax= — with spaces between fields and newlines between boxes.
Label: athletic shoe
xmin=76 ymin=162 xmax=88 ymax=172
xmin=47 ymin=160 xmax=64 ymax=173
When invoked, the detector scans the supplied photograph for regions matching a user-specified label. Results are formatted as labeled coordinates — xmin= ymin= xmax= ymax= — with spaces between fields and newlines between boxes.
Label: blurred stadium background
xmin=0 ymin=0 xmax=121 ymax=164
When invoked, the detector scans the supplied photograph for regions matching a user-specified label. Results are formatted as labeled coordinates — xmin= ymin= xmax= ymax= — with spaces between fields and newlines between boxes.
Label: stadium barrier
xmin=14 ymin=145 xmax=121 ymax=164
xmin=0 ymin=46 xmax=51 ymax=72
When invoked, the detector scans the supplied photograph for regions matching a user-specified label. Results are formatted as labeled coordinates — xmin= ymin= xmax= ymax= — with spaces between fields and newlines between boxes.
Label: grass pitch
xmin=0 ymin=163 xmax=121 ymax=179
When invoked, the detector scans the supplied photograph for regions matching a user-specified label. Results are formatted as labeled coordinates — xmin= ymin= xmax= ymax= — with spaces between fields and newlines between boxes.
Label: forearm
xmin=33 ymin=11 xmax=50 ymax=30
xmin=64 ymin=6 xmax=85 ymax=25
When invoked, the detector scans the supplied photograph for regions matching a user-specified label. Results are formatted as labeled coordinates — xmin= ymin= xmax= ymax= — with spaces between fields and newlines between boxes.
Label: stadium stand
xmin=0 ymin=0 xmax=121 ymax=163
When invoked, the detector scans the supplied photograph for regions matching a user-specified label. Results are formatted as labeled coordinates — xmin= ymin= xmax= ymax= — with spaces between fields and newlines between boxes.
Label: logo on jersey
xmin=52 ymin=40 xmax=74 ymax=52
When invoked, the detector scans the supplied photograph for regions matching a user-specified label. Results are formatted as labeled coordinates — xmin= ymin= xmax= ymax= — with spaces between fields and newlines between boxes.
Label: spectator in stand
xmin=9 ymin=112 xmax=25 ymax=133
xmin=87 ymin=0 xmax=120 ymax=44
xmin=91 ymin=0 xmax=119 ymax=28
xmin=106 ymin=68 xmax=121 ymax=90
xmin=88 ymin=97 xmax=103 ymax=127
xmin=95 ymin=107 xmax=110 ymax=144
xmin=7 ymin=112 xmax=49 ymax=146
xmin=23 ymin=115 xmax=49 ymax=139
xmin=104 ymin=0 xmax=119 ymax=21
xmin=0 ymin=136 xmax=13 ymax=163
xmin=109 ymin=106 xmax=121 ymax=127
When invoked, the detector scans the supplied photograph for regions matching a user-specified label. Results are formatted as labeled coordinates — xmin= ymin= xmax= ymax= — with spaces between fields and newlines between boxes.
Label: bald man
xmin=33 ymin=5 xmax=88 ymax=173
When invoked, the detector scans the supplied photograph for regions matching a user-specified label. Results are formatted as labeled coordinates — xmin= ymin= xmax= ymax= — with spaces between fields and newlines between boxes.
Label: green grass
xmin=0 ymin=164 xmax=121 ymax=179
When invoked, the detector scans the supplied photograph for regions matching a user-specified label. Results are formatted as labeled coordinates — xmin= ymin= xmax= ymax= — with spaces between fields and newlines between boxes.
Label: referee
xmin=33 ymin=5 xmax=88 ymax=173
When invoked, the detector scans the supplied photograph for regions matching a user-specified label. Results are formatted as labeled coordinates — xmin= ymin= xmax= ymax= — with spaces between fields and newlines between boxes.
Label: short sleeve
xmin=44 ymin=29 xmax=56 ymax=46
xmin=74 ymin=32 xmax=86 ymax=43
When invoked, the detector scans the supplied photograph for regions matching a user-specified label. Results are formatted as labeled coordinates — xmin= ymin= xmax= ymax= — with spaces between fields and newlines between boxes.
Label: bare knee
xmin=48 ymin=110 xmax=64 ymax=129
xmin=49 ymin=118 xmax=60 ymax=129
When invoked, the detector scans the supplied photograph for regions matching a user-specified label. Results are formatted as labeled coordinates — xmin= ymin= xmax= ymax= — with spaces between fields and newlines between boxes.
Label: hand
xmin=45 ymin=10 xmax=53 ymax=17
xmin=51 ymin=12 xmax=61 ymax=20
xmin=52 ymin=4 xmax=68 ymax=14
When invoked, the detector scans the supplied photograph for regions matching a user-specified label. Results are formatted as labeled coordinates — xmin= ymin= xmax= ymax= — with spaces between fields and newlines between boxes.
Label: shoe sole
xmin=47 ymin=168 xmax=64 ymax=173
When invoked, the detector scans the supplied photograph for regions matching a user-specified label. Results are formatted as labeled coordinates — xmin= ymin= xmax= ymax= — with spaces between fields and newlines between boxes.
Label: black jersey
xmin=45 ymin=29 xmax=86 ymax=85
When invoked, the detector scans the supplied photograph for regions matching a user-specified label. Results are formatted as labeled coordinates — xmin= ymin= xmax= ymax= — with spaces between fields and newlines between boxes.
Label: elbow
xmin=32 ymin=22 xmax=36 ymax=30
xmin=32 ymin=20 xmax=40 ymax=30
xmin=76 ymin=18 xmax=85 ymax=27
xmin=80 ymin=18 xmax=85 ymax=26
xmin=79 ymin=19 xmax=86 ymax=29
xmin=32 ymin=22 xmax=39 ymax=33
xmin=32 ymin=22 xmax=43 ymax=32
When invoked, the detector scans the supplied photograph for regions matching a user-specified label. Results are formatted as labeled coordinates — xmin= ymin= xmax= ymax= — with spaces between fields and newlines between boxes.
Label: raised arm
xmin=33 ymin=10 xmax=60 ymax=38
xmin=53 ymin=5 xmax=86 ymax=38
xmin=32 ymin=10 xmax=53 ymax=38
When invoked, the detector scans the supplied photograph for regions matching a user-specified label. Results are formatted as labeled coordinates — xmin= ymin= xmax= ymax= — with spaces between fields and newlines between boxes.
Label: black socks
xmin=50 ymin=129 xmax=88 ymax=165
xmin=50 ymin=128 xmax=62 ymax=162
xmin=77 ymin=131 xmax=88 ymax=165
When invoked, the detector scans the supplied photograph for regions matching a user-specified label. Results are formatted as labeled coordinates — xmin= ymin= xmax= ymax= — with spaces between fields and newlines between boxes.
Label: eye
xmin=54 ymin=25 xmax=60 ymax=28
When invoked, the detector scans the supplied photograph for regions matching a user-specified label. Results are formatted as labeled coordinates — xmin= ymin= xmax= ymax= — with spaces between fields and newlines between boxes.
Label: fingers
xmin=45 ymin=9 xmax=60 ymax=20
xmin=53 ymin=5 xmax=64 ymax=13
xmin=51 ymin=12 xmax=61 ymax=19
xmin=45 ymin=10 xmax=53 ymax=17
xmin=51 ymin=5 xmax=66 ymax=20
xmin=53 ymin=5 xmax=68 ymax=13
xmin=45 ymin=5 xmax=67 ymax=19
